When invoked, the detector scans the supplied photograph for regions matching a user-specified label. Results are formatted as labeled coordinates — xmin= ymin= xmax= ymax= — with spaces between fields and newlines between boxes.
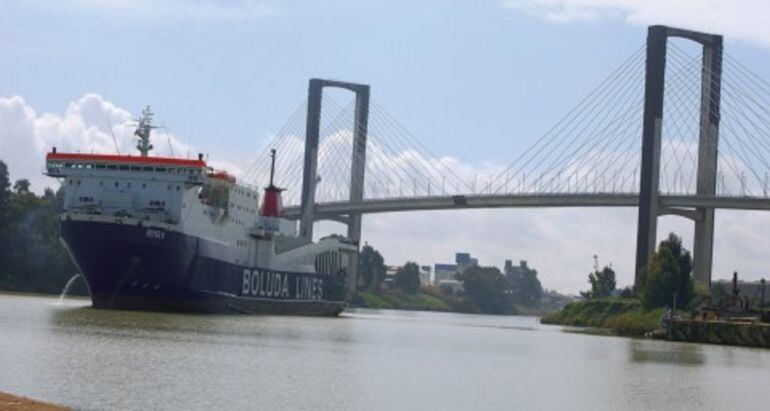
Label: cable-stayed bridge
xmin=242 ymin=25 xmax=770 ymax=294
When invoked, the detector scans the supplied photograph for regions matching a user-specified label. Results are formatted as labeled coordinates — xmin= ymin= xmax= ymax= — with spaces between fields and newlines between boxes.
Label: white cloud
xmin=0 ymin=93 xmax=241 ymax=193
xmin=502 ymin=0 xmax=770 ymax=48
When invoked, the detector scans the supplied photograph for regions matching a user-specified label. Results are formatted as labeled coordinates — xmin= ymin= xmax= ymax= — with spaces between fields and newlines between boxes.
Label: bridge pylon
xmin=299 ymin=78 xmax=370 ymax=297
xmin=635 ymin=25 xmax=723 ymax=291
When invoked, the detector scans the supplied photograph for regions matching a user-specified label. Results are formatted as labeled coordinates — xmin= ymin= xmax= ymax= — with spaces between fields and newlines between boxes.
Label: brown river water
xmin=0 ymin=293 xmax=769 ymax=410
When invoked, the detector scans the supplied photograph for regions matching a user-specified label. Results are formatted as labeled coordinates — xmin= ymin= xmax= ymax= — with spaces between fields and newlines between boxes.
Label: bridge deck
xmin=282 ymin=193 xmax=770 ymax=220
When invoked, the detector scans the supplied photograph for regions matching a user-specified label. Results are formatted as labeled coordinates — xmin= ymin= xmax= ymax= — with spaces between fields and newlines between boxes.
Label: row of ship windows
xmin=232 ymin=188 xmax=256 ymax=199
xmin=76 ymin=196 xmax=165 ymax=206
xmin=68 ymin=179 xmax=183 ymax=191
xmin=230 ymin=202 xmax=257 ymax=214
xmin=53 ymin=162 xmax=202 ymax=175
xmin=236 ymin=239 xmax=249 ymax=248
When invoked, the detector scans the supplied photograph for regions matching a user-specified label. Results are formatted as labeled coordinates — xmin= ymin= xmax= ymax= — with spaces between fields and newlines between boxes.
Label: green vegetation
xmin=457 ymin=265 xmax=516 ymax=314
xmin=394 ymin=261 xmax=421 ymax=294
xmin=638 ymin=233 xmax=694 ymax=310
xmin=355 ymin=244 xmax=570 ymax=315
xmin=544 ymin=234 xmax=695 ymax=336
xmin=541 ymin=298 xmax=664 ymax=336
xmin=359 ymin=244 xmax=386 ymax=291
xmin=582 ymin=265 xmax=616 ymax=299
xmin=0 ymin=160 xmax=81 ymax=295
xmin=505 ymin=261 xmax=543 ymax=307
xmin=353 ymin=288 xmax=453 ymax=312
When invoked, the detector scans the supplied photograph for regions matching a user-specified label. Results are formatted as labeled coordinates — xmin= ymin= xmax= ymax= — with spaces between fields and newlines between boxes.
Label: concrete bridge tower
xmin=635 ymin=25 xmax=723 ymax=290
xmin=299 ymin=78 xmax=370 ymax=296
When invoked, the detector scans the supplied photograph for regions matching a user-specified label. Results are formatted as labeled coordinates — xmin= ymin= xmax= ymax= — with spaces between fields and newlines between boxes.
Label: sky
xmin=2 ymin=0 xmax=770 ymax=292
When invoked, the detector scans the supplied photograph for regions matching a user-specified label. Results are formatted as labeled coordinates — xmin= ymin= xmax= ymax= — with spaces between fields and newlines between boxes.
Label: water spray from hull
xmin=58 ymin=273 xmax=85 ymax=303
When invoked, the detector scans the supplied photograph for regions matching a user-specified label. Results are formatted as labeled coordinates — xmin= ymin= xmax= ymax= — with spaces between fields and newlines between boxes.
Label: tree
xmin=505 ymin=262 xmax=543 ymax=306
xmin=711 ymin=282 xmax=729 ymax=302
xmin=394 ymin=261 xmax=421 ymax=294
xmin=619 ymin=286 xmax=634 ymax=299
xmin=0 ymin=159 xmax=79 ymax=295
xmin=640 ymin=233 xmax=694 ymax=310
xmin=13 ymin=179 xmax=30 ymax=194
xmin=358 ymin=244 xmax=386 ymax=291
xmin=458 ymin=266 xmax=515 ymax=314
xmin=582 ymin=266 xmax=616 ymax=299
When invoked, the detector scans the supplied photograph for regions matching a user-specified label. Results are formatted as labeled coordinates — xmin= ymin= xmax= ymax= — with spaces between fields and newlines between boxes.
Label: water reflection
xmin=629 ymin=339 xmax=705 ymax=366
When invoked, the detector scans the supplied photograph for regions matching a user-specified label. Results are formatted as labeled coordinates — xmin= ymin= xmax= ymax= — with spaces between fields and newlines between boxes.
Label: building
xmin=455 ymin=252 xmax=478 ymax=273
xmin=433 ymin=263 xmax=458 ymax=285
xmin=382 ymin=265 xmax=399 ymax=289
xmin=432 ymin=252 xmax=479 ymax=293
xmin=505 ymin=259 xmax=534 ymax=278
xmin=419 ymin=265 xmax=432 ymax=286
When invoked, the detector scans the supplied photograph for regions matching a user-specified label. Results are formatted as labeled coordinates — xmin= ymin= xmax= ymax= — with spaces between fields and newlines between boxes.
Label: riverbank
xmin=0 ymin=391 xmax=69 ymax=410
xmin=351 ymin=290 xmax=460 ymax=312
xmin=541 ymin=298 xmax=664 ymax=336
xmin=351 ymin=289 xmax=562 ymax=316
xmin=668 ymin=318 xmax=770 ymax=348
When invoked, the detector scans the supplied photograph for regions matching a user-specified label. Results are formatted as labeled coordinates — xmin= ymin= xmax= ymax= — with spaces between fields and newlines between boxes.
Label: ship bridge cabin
xmin=44 ymin=150 xmax=259 ymax=226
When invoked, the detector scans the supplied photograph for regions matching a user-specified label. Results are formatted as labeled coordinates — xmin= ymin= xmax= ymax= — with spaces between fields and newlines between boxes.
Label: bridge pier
xmin=693 ymin=37 xmax=723 ymax=288
xmin=634 ymin=26 xmax=723 ymax=291
xmin=299 ymin=78 xmax=370 ymax=297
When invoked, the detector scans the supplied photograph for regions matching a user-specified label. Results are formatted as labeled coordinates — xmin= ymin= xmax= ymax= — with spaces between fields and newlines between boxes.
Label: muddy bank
xmin=0 ymin=391 xmax=68 ymax=410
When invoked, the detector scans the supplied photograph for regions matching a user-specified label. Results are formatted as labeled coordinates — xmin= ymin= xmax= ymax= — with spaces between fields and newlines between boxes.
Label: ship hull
xmin=60 ymin=219 xmax=347 ymax=315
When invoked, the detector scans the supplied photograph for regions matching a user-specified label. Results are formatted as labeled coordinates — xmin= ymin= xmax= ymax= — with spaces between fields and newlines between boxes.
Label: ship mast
xmin=134 ymin=106 xmax=157 ymax=157
xmin=269 ymin=149 xmax=276 ymax=187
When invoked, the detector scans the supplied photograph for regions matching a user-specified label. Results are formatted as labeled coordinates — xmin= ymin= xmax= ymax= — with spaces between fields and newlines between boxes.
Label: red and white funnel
xmin=259 ymin=149 xmax=284 ymax=218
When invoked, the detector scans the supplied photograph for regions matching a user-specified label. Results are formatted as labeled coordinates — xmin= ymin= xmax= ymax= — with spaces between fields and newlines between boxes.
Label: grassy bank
xmin=352 ymin=289 xmax=457 ymax=312
xmin=541 ymin=298 xmax=664 ymax=336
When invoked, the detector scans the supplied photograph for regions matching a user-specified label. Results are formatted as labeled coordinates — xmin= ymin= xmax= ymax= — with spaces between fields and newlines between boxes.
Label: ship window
xmin=76 ymin=180 xmax=81 ymax=185
xmin=143 ymin=166 xmax=153 ymax=172
xmin=176 ymin=185 xmax=180 ymax=191
xmin=64 ymin=163 xmax=73 ymax=168
xmin=131 ymin=166 xmax=141 ymax=171
xmin=156 ymin=167 xmax=167 ymax=172
xmin=142 ymin=183 xmax=146 ymax=189
xmin=107 ymin=165 xmax=117 ymax=170
xmin=119 ymin=165 xmax=129 ymax=171
xmin=95 ymin=164 xmax=105 ymax=169
xmin=68 ymin=180 xmax=73 ymax=185
xmin=85 ymin=164 xmax=93 ymax=169
xmin=114 ymin=182 xmax=119 ymax=187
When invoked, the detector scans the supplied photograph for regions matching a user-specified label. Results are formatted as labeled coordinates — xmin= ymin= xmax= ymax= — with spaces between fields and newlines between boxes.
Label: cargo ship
xmin=44 ymin=106 xmax=355 ymax=315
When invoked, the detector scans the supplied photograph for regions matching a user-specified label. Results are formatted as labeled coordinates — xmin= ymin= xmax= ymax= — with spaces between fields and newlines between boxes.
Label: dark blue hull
xmin=60 ymin=219 xmax=347 ymax=315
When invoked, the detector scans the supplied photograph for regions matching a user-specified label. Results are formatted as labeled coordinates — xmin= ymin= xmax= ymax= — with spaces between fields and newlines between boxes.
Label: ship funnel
xmin=260 ymin=149 xmax=284 ymax=218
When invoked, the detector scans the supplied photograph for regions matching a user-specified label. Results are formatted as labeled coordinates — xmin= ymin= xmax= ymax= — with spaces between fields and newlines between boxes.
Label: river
xmin=0 ymin=293 xmax=768 ymax=410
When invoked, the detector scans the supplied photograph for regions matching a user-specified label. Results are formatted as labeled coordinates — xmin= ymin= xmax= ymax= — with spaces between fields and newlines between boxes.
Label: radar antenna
xmin=133 ymin=106 xmax=160 ymax=157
